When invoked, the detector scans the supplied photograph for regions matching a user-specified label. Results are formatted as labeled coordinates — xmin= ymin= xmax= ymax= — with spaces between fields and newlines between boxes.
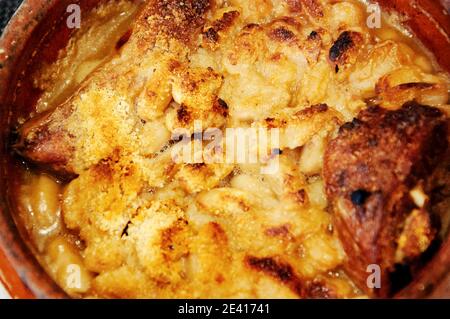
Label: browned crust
xmin=135 ymin=0 xmax=211 ymax=47
xmin=245 ymin=255 xmax=338 ymax=298
xmin=177 ymin=104 xmax=192 ymax=125
xmin=245 ymin=255 xmax=305 ymax=296
xmin=284 ymin=0 xmax=324 ymax=18
xmin=269 ymin=27 xmax=297 ymax=42
xmin=212 ymin=98 xmax=229 ymax=117
xmin=302 ymin=0 xmax=324 ymax=18
xmin=264 ymin=225 xmax=291 ymax=237
xmin=323 ymin=102 xmax=449 ymax=297
xmin=115 ymin=29 xmax=133 ymax=50
xmin=203 ymin=10 xmax=240 ymax=47
xmin=329 ymin=31 xmax=364 ymax=66
xmin=285 ymin=0 xmax=303 ymax=13
xmin=294 ymin=103 xmax=329 ymax=119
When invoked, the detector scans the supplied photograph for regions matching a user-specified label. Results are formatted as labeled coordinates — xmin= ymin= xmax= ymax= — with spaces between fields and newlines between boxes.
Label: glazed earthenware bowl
xmin=0 ymin=0 xmax=449 ymax=298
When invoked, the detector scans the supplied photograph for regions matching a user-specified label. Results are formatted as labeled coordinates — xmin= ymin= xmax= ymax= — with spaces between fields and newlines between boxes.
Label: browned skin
xmin=14 ymin=103 xmax=76 ymax=176
xmin=323 ymin=102 xmax=449 ymax=297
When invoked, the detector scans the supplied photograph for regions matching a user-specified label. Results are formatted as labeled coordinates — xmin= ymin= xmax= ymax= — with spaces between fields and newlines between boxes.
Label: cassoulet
xmin=10 ymin=0 xmax=450 ymax=298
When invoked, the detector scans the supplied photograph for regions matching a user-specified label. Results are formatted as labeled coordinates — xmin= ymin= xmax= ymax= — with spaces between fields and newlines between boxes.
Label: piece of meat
xmin=323 ymin=102 xmax=449 ymax=297
xmin=14 ymin=103 xmax=77 ymax=177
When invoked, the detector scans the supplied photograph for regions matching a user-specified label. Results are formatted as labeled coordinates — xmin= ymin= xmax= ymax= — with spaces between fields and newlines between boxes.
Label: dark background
xmin=0 ymin=0 xmax=22 ymax=34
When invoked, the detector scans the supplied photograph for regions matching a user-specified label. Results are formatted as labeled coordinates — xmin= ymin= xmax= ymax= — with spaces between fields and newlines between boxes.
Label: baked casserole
xmin=7 ymin=0 xmax=450 ymax=298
